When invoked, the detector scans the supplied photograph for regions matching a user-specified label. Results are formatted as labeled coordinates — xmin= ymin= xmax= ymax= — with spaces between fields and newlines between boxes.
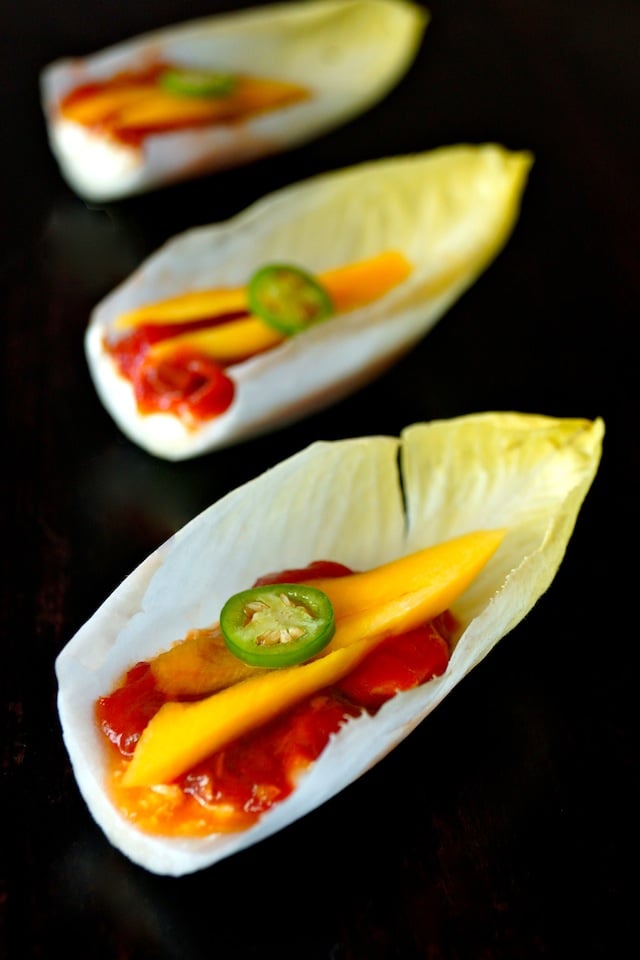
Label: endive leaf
xmin=40 ymin=0 xmax=428 ymax=201
xmin=56 ymin=411 xmax=603 ymax=876
xmin=85 ymin=144 xmax=532 ymax=459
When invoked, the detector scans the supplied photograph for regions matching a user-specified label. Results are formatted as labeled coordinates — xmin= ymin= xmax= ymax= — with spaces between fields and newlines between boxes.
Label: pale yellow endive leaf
xmin=56 ymin=411 xmax=603 ymax=875
xmin=40 ymin=0 xmax=428 ymax=200
xmin=85 ymin=144 xmax=532 ymax=459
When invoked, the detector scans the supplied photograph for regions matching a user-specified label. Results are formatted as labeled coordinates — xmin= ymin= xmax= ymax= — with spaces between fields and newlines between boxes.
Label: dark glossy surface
xmin=2 ymin=2 xmax=637 ymax=957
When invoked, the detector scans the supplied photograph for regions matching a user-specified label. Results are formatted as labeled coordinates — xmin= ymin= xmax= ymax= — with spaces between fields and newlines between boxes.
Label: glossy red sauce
xmin=106 ymin=311 xmax=246 ymax=422
xmin=96 ymin=560 xmax=455 ymax=833
xmin=109 ymin=312 xmax=248 ymax=378
xmin=134 ymin=349 xmax=235 ymax=421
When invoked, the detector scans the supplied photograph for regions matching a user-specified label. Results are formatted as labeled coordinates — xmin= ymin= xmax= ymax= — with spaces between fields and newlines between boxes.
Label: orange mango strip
xmin=224 ymin=76 xmax=311 ymax=115
xmin=62 ymin=75 xmax=308 ymax=130
xmin=60 ymin=85 xmax=160 ymax=125
xmin=114 ymin=93 xmax=236 ymax=127
xmin=150 ymin=528 xmax=504 ymax=698
xmin=320 ymin=251 xmax=412 ymax=312
xmin=114 ymin=287 xmax=248 ymax=329
xmin=122 ymin=529 xmax=504 ymax=787
xmin=123 ymin=251 xmax=413 ymax=366
xmin=320 ymin=529 xmax=505 ymax=650
xmin=151 ymin=625 xmax=258 ymax=698
xmin=148 ymin=316 xmax=283 ymax=365
xmin=114 ymin=78 xmax=308 ymax=129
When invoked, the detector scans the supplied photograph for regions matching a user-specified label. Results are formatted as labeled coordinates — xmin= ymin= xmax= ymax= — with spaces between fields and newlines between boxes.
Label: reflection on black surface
xmin=48 ymin=800 xmax=361 ymax=959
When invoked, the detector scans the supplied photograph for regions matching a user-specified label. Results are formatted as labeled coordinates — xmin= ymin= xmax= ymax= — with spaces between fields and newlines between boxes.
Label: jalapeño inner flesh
xmin=220 ymin=583 xmax=335 ymax=668
xmin=248 ymin=264 xmax=334 ymax=335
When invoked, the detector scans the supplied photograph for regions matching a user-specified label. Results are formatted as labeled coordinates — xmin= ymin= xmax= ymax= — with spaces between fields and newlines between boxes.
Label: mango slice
xmin=61 ymin=73 xmax=309 ymax=135
xmin=148 ymin=317 xmax=283 ymax=365
xmin=123 ymin=529 xmax=504 ymax=787
xmin=319 ymin=251 xmax=412 ymax=313
xmin=114 ymin=288 xmax=247 ymax=329
xmin=61 ymin=85 xmax=155 ymax=126
xmin=149 ymin=528 xmax=504 ymax=698
xmin=150 ymin=626 xmax=257 ymax=697
xmin=317 ymin=529 xmax=505 ymax=624
xmin=116 ymin=251 xmax=412 ymax=366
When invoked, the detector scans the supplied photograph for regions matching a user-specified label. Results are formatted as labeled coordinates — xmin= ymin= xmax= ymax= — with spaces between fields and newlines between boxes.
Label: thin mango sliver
xmin=122 ymin=529 xmax=505 ymax=787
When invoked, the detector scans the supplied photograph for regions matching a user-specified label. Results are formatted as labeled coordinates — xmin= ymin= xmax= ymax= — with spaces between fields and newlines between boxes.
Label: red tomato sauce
xmin=109 ymin=312 xmax=249 ymax=378
xmin=97 ymin=560 xmax=456 ymax=835
xmin=106 ymin=312 xmax=246 ymax=422
xmin=133 ymin=349 xmax=235 ymax=421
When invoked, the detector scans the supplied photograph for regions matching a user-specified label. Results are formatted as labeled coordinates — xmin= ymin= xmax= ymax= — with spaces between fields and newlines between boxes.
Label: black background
xmin=2 ymin=2 xmax=638 ymax=958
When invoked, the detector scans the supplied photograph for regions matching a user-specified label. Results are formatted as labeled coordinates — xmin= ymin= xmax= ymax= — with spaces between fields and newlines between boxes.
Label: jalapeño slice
xmin=220 ymin=583 xmax=335 ymax=668
xmin=159 ymin=68 xmax=237 ymax=98
xmin=248 ymin=264 xmax=334 ymax=335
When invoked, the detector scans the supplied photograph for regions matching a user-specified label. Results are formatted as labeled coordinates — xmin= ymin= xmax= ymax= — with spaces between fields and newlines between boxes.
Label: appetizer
xmin=86 ymin=144 xmax=533 ymax=459
xmin=40 ymin=0 xmax=428 ymax=201
xmin=55 ymin=412 xmax=604 ymax=875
